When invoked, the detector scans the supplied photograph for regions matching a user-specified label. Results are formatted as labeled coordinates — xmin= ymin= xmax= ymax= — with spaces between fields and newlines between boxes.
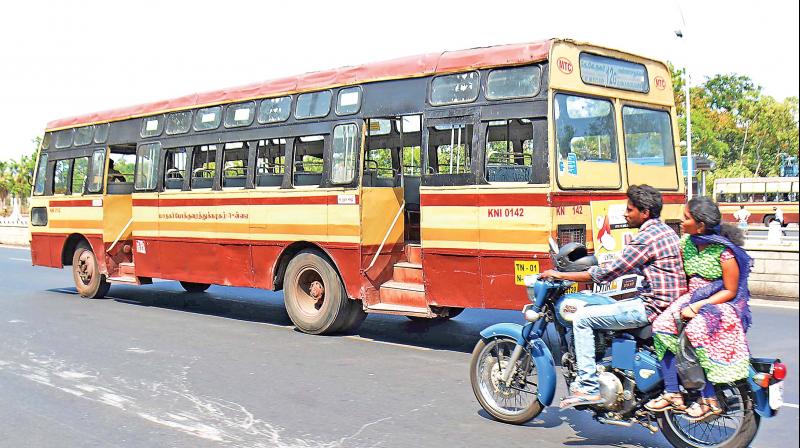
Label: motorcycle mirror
xmin=548 ymin=237 xmax=559 ymax=254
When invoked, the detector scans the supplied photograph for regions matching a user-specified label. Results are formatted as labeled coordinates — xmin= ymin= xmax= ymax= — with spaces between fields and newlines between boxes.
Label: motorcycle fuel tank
xmin=554 ymin=292 xmax=616 ymax=327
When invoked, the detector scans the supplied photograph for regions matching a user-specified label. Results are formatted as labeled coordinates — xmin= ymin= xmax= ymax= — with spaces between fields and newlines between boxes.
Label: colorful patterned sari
xmin=652 ymin=235 xmax=752 ymax=384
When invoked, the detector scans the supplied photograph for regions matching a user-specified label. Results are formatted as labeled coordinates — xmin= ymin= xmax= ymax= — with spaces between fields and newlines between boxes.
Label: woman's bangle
xmin=690 ymin=305 xmax=698 ymax=314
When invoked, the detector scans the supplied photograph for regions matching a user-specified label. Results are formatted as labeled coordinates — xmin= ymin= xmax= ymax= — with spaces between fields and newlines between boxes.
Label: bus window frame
xmin=335 ymin=86 xmax=363 ymax=116
xmin=553 ymin=91 xmax=623 ymax=191
xmin=295 ymin=90 xmax=333 ymax=120
xmin=428 ymin=71 xmax=481 ymax=106
xmin=87 ymin=148 xmax=106 ymax=194
xmin=32 ymin=152 xmax=49 ymax=196
xmin=328 ymin=122 xmax=361 ymax=185
xmin=162 ymin=146 xmax=191 ymax=192
xmin=134 ymin=142 xmax=162 ymax=191
xmin=53 ymin=158 xmax=73 ymax=196
xmin=484 ymin=65 xmax=543 ymax=101
xmin=620 ymin=102 xmax=680 ymax=191
xmin=422 ymin=112 xmax=480 ymax=186
xmin=71 ymin=156 xmax=90 ymax=196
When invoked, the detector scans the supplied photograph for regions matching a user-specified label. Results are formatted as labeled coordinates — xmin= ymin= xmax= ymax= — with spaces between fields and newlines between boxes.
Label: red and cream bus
xmin=715 ymin=176 xmax=799 ymax=226
xmin=29 ymin=38 xmax=685 ymax=334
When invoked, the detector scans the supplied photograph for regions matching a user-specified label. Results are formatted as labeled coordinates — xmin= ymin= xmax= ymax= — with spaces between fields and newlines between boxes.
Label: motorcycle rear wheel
xmin=469 ymin=337 xmax=543 ymax=424
xmin=657 ymin=382 xmax=759 ymax=448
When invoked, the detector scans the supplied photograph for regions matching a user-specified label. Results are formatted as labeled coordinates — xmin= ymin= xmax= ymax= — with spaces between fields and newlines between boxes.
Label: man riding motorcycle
xmin=541 ymin=184 xmax=686 ymax=408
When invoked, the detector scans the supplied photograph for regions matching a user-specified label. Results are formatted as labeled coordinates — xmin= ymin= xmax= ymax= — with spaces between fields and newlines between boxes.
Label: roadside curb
xmin=749 ymin=298 xmax=799 ymax=309
xmin=0 ymin=244 xmax=30 ymax=250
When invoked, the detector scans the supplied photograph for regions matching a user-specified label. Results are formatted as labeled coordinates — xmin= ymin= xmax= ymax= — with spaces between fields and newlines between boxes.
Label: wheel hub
xmin=489 ymin=360 xmax=518 ymax=398
xmin=77 ymin=251 xmax=94 ymax=284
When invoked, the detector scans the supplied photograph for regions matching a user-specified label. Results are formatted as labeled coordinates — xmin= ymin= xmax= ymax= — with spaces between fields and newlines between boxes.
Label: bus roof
xmin=47 ymin=39 xmax=555 ymax=131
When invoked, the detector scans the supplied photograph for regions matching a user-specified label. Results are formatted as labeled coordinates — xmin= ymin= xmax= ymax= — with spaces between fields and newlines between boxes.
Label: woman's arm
xmin=682 ymin=257 xmax=740 ymax=318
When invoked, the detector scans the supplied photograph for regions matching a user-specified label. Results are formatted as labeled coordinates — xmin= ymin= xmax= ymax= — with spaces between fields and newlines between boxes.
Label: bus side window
xmin=191 ymin=145 xmax=218 ymax=189
xmin=330 ymin=124 xmax=359 ymax=185
xmin=398 ymin=115 xmax=422 ymax=177
xmin=485 ymin=119 xmax=534 ymax=183
xmin=365 ymin=118 xmax=399 ymax=187
xmin=71 ymin=157 xmax=89 ymax=195
xmin=222 ymin=142 xmax=248 ymax=188
xmin=427 ymin=123 xmax=473 ymax=176
xmin=87 ymin=149 xmax=105 ymax=193
xmin=164 ymin=148 xmax=188 ymax=190
xmin=33 ymin=153 xmax=49 ymax=195
xmin=53 ymin=159 xmax=72 ymax=195
xmin=256 ymin=139 xmax=286 ymax=187
xmin=293 ymin=136 xmax=324 ymax=187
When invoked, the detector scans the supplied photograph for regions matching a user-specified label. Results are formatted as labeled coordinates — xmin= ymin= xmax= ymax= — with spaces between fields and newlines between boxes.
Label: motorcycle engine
xmin=596 ymin=370 xmax=624 ymax=410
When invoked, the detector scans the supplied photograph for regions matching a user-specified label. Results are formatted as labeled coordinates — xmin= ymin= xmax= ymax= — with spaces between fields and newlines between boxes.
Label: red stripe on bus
xmin=48 ymin=199 xmax=94 ymax=207
xmin=551 ymin=192 xmax=685 ymax=206
xmin=132 ymin=195 xmax=358 ymax=207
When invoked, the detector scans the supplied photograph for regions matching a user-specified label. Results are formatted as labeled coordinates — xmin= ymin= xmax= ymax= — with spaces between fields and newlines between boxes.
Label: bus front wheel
xmin=71 ymin=242 xmax=110 ymax=299
xmin=283 ymin=250 xmax=353 ymax=335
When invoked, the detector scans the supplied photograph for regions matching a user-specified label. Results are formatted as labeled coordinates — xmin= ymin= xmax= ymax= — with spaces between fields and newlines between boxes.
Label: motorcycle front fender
xmin=479 ymin=323 xmax=558 ymax=406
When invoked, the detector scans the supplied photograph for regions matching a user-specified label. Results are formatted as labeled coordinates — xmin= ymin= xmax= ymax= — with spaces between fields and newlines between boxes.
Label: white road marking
xmin=783 ymin=403 xmax=799 ymax=409
xmin=9 ymin=257 xmax=30 ymax=262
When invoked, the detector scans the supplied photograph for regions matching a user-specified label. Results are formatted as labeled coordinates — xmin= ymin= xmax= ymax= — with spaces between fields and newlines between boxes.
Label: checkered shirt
xmin=589 ymin=219 xmax=686 ymax=320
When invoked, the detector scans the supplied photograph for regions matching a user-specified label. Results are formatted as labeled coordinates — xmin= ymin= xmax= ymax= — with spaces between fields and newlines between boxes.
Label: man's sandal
xmin=645 ymin=393 xmax=687 ymax=413
xmin=685 ymin=400 xmax=723 ymax=422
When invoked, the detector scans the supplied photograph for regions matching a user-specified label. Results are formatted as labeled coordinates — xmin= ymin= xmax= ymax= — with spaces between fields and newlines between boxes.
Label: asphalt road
xmin=1 ymin=246 xmax=797 ymax=448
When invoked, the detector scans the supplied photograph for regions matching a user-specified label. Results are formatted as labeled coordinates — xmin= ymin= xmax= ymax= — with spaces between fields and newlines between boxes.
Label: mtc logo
xmin=654 ymin=76 xmax=667 ymax=90
xmin=557 ymin=57 xmax=573 ymax=74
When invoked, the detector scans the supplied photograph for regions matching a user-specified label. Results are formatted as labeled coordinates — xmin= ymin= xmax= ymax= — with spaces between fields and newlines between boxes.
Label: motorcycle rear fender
xmin=480 ymin=323 xmax=558 ymax=406
xmin=748 ymin=366 xmax=778 ymax=418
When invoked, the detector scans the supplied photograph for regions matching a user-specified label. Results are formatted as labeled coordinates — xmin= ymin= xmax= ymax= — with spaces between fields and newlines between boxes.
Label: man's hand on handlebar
xmin=540 ymin=269 xmax=593 ymax=283
xmin=540 ymin=269 xmax=564 ymax=280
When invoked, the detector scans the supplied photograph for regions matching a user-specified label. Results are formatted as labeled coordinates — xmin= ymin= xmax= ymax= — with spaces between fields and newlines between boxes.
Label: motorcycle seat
xmin=623 ymin=324 xmax=652 ymax=340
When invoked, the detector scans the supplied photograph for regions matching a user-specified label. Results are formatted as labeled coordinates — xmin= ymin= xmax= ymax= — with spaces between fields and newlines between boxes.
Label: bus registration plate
xmin=514 ymin=261 xmax=540 ymax=285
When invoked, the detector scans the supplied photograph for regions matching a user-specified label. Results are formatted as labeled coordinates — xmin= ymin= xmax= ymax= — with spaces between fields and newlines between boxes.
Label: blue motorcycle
xmin=470 ymin=240 xmax=786 ymax=448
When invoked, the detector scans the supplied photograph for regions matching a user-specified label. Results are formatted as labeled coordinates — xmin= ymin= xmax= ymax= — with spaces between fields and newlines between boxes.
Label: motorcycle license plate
xmin=769 ymin=381 xmax=784 ymax=409
xmin=565 ymin=283 xmax=579 ymax=293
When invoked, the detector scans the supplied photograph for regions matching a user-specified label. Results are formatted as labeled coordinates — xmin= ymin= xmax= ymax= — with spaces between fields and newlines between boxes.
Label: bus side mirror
xmin=27 ymin=169 xmax=34 ymax=186
xmin=679 ymin=141 xmax=687 ymax=148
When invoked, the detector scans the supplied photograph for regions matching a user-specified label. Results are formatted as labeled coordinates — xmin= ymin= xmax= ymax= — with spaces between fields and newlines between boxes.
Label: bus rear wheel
xmin=71 ymin=242 xmax=110 ymax=299
xmin=283 ymin=250 xmax=353 ymax=335
xmin=180 ymin=281 xmax=211 ymax=293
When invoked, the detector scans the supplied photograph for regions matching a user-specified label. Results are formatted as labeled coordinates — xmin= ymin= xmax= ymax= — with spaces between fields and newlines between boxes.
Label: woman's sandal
xmin=645 ymin=393 xmax=687 ymax=413
xmin=685 ymin=399 xmax=724 ymax=422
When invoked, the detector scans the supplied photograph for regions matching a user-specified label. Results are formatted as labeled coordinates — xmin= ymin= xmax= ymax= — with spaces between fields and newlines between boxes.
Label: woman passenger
xmin=645 ymin=197 xmax=752 ymax=421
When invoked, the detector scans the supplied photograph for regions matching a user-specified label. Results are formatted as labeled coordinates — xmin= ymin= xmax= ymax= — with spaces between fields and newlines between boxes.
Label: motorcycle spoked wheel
xmin=469 ymin=336 xmax=543 ymax=424
xmin=657 ymin=383 xmax=759 ymax=448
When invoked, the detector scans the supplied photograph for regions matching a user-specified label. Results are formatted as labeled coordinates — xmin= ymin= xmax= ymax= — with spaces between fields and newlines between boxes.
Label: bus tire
xmin=180 ymin=281 xmax=211 ymax=293
xmin=763 ymin=215 xmax=775 ymax=226
xmin=71 ymin=242 xmax=110 ymax=299
xmin=335 ymin=299 xmax=367 ymax=334
xmin=283 ymin=250 xmax=351 ymax=335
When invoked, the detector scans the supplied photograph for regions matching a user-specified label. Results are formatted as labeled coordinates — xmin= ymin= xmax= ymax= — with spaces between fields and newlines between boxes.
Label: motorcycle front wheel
xmin=657 ymin=382 xmax=759 ymax=448
xmin=469 ymin=336 xmax=543 ymax=424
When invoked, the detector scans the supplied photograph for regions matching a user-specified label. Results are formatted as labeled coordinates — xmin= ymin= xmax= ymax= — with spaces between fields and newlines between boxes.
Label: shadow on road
xmin=46 ymin=282 xmax=565 ymax=355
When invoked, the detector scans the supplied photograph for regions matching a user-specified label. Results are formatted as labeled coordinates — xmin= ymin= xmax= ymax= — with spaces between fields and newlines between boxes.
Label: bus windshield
xmin=555 ymin=93 xmax=621 ymax=189
xmin=622 ymin=106 xmax=678 ymax=190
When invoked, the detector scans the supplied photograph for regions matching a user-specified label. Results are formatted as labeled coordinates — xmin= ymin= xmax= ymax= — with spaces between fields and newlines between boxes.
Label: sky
xmin=0 ymin=0 xmax=797 ymax=162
